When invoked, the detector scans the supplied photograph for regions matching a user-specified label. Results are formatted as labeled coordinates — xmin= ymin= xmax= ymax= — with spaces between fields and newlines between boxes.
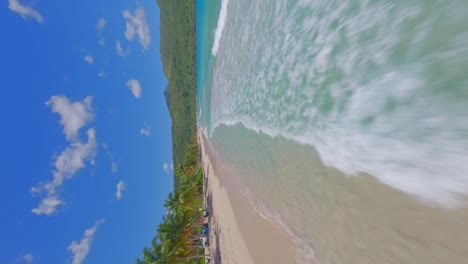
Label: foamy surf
xmin=208 ymin=0 xmax=468 ymax=208
xmin=200 ymin=1 xmax=468 ymax=263
xmin=211 ymin=0 xmax=229 ymax=56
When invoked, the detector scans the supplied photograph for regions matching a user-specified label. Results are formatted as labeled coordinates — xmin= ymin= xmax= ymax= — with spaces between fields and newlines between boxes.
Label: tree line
xmin=136 ymin=142 xmax=207 ymax=264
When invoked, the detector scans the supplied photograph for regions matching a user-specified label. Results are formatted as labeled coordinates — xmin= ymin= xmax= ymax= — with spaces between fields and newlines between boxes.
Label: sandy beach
xmin=199 ymin=130 xmax=302 ymax=264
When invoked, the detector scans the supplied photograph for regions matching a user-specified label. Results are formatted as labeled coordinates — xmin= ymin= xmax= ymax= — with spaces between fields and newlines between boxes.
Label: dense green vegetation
xmin=136 ymin=1 xmax=204 ymax=263
xmin=157 ymin=0 xmax=197 ymax=171
xmin=136 ymin=143 xmax=207 ymax=264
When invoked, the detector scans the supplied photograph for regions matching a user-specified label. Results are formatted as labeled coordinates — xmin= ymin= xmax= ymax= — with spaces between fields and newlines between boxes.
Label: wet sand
xmin=200 ymin=130 xmax=301 ymax=264
xmin=207 ymin=124 xmax=468 ymax=264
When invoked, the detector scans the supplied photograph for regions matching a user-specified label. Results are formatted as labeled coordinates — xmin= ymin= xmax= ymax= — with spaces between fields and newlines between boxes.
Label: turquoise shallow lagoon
xmin=198 ymin=0 xmax=468 ymax=263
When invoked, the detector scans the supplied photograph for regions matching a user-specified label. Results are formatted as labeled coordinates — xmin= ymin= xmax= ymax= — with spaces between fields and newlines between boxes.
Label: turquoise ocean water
xmin=196 ymin=0 xmax=220 ymax=133
xmin=197 ymin=0 xmax=468 ymax=263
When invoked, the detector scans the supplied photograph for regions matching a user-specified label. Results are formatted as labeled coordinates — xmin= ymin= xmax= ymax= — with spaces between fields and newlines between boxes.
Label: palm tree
xmin=136 ymin=142 xmax=206 ymax=264
xmin=164 ymin=192 xmax=186 ymax=216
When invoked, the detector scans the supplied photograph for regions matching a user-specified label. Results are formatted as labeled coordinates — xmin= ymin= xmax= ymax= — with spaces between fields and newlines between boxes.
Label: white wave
xmin=208 ymin=0 xmax=468 ymax=207
xmin=213 ymin=106 xmax=468 ymax=208
xmin=211 ymin=0 xmax=229 ymax=56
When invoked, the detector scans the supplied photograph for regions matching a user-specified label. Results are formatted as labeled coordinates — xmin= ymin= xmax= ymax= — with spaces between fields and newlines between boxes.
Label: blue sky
xmin=1 ymin=0 xmax=173 ymax=263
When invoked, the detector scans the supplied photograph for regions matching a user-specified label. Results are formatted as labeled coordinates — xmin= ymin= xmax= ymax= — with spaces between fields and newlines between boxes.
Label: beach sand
xmin=202 ymin=126 xmax=468 ymax=264
xmin=199 ymin=130 xmax=301 ymax=264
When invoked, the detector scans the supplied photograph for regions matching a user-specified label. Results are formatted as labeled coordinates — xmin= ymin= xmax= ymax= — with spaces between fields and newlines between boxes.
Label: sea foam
xmin=211 ymin=0 xmax=229 ymax=56
xmin=209 ymin=0 xmax=468 ymax=207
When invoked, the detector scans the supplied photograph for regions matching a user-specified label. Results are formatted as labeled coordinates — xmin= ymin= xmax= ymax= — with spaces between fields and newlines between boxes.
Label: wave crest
xmin=211 ymin=0 xmax=229 ymax=56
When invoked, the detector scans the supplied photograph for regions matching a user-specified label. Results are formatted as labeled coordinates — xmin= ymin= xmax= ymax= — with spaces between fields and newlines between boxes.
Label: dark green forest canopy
xmin=157 ymin=0 xmax=197 ymax=174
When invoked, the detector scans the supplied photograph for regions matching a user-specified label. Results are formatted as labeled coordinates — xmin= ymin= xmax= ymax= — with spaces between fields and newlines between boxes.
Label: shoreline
xmin=199 ymin=129 xmax=301 ymax=263
xmin=201 ymin=124 xmax=468 ymax=264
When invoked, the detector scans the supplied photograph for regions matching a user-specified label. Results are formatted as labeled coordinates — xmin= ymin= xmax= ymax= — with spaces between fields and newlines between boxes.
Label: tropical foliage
xmin=140 ymin=0 xmax=202 ymax=262
xmin=136 ymin=143 xmax=206 ymax=264
xmin=157 ymin=0 xmax=197 ymax=172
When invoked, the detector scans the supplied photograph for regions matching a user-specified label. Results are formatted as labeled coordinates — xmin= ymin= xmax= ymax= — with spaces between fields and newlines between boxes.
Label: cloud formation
xmin=98 ymin=37 xmax=105 ymax=46
xmin=17 ymin=253 xmax=33 ymax=263
xmin=49 ymin=129 xmax=97 ymax=189
xmin=98 ymin=71 xmax=105 ymax=77
xmin=140 ymin=129 xmax=150 ymax=136
xmin=31 ymin=195 xmax=63 ymax=216
xmin=111 ymin=162 xmax=118 ymax=174
xmin=126 ymin=79 xmax=141 ymax=99
xmin=83 ymin=55 xmax=94 ymax=64
xmin=97 ymin=18 xmax=107 ymax=46
xmin=140 ymin=121 xmax=151 ymax=136
xmin=46 ymin=96 xmax=94 ymax=141
xmin=22 ymin=254 xmax=33 ymax=263
xmin=123 ymin=7 xmax=151 ymax=50
xmin=163 ymin=162 xmax=173 ymax=173
xmin=96 ymin=18 xmax=107 ymax=31
xmin=32 ymin=96 xmax=97 ymax=215
xmin=115 ymin=180 xmax=126 ymax=200
xmin=102 ymin=144 xmax=118 ymax=174
xmin=8 ymin=0 xmax=43 ymax=24
xmin=115 ymin=40 xmax=126 ymax=57
xmin=68 ymin=219 xmax=105 ymax=264
xmin=32 ymin=129 xmax=97 ymax=215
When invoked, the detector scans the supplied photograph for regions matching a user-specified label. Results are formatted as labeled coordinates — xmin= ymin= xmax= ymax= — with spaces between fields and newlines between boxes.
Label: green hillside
xmin=157 ymin=0 xmax=197 ymax=174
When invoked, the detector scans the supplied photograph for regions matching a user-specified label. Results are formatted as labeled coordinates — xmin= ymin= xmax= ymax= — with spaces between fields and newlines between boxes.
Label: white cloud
xmin=126 ymin=79 xmax=141 ymax=99
xmin=123 ymin=7 xmax=151 ymax=50
xmin=32 ymin=129 xmax=97 ymax=215
xmin=45 ymin=96 xmax=94 ymax=141
xmin=8 ymin=0 xmax=43 ymax=24
xmin=31 ymin=196 xmax=63 ymax=216
xmin=163 ymin=162 xmax=174 ymax=173
xmin=50 ymin=129 xmax=97 ymax=188
xmin=115 ymin=180 xmax=126 ymax=200
xmin=68 ymin=219 xmax=105 ymax=264
xmin=32 ymin=96 xmax=97 ymax=216
xmin=103 ymin=144 xmax=118 ymax=174
xmin=83 ymin=55 xmax=94 ymax=64
xmin=98 ymin=37 xmax=105 ymax=46
xmin=140 ymin=121 xmax=151 ymax=136
xmin=140 ymin=129 xmax=150 ymax=136
xmin=115 ymin=40 xmax=126 ymax=57
xmin=111 ymin=161 xmax=118 ymax=174
xmin=97 ymin=19 xmax=107 ymax=46
xmin=96 ymin=18 xmax=107 ymax=31
xmin=23 ymin=254 xmax=33 ymax=263
xmin=17 ymin=253 xmax=33 ymax=263
xmin=98 ymin=71 xmax=105 ymax=77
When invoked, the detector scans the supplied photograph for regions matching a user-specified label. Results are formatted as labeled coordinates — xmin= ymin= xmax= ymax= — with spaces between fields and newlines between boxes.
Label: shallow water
xmin=198 ymin=0 xmax=468 ymax=262
xmin=210 ymin=124 xmax=468 ymax=263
